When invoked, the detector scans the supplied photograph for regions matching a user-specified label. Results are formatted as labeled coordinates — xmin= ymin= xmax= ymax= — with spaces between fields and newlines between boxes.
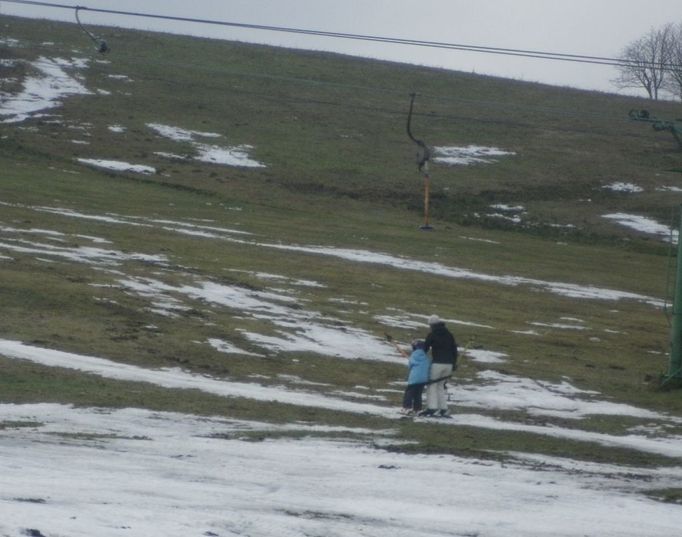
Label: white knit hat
xmin=428 ymin=314 xmax=442 ymax=326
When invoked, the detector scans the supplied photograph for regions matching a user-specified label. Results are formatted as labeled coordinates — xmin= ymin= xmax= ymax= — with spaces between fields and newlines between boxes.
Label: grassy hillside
xmin=2 ymin=13 xmax=682 ymax=473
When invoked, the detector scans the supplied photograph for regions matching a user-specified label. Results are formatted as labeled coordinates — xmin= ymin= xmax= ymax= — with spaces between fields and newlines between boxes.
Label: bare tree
xmin=663 ymin=23 xmax=682 ymax=100
xmin=615 ymin=24 xmax=675 ymax=100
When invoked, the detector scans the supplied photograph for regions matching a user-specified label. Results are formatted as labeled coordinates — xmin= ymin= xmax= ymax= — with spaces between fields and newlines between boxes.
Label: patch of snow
xmin=0 ymin=37 xmax=21 ymax=47
xmin=77 ymin=158 xmax=156 ymax=175
xmin=0 ymin=340 xmax=389 ymax=415
xmin=30 ymin=205 xmax=148 ymax=227
xmin=433 ymin=145 xmax=515 ymax=166
xmin=416 ymin=313 xmax=494 ymax=330
xmin=451 ymin=370 xmax=667 ymax=421
xmin=657 ymin=186 xmax=682 ymax=193
xmin=107 ymin=125 xmax=126 ymax=133
xmin=277 ymin=374 xmax=332 ymax=387
xmin=35 ymin=201 xmax=662 ymax=307
xmin=465 ymin=349 xmax=508 ymax=364
xmin=2 ymin=404 xmax=682 ymax=537
xmin=115 ymin=278 xmax=191 ymax=317
xmin=194 ymin=143 xmax=265 ymax=168
xmin=487 ymin=212 xmax=523 ymax=223
xmin=560 ymin=316 xmax=584 ymax=323
xmin=107 ymin=74 xmax=133 ymax=82
xmin=257 ymin=242 xmax=662 ymax=307
xmin=228 ymin=269 xmax=326 ymax=288
xmin=505 ymin=451 xmax=682 ymax=492
xmin=627 ymin=424 xmax=670 ymax=435
xmin=376 ymin=311 xmax=493 ymax=333
xmin=451 ymin=413 xmax=682 ymax=458
xmin=0 ymin=224 xmax=111 ymax=245
xmin=208 ymin=338 xmax=264 ymax=357
xmin=603 ymin=182 xmax=644 ymax=193
xmin=52 ymin=57 xmax=89 ymax=70
xmin=4 ymin=202 xmax=663 ymax=307
xmin=4 ymin=203 xmax=251 ymax=242
xmin=149 ymin=218 xmax=252 ymax=237
xmin=181 ymin=279 xmax=298 ymax=309
xmin=118 ymin=277 xmax=399 ymax=362
xmin=239 ymin=322 xmax=397 ymax=362
xmin=66 ymin=123 xmax=90 ymax=132
xmin=510 ymin=329 xmax=541 ymax=336
xmin=530 ymin=321 xmax=588 ymax=331
xmin=147 ymin=123 xmax=222 ymax=142
xmin=331 ymin=389 xmax=387 ymax=401
xmin=328 ymin=297 xmax=367 ymax=305
xmin=0 ymin=239 xmax=166 ymax=267
xmin=491 ymin=204 xmax=525 ymax=211
xmin=154 ymin=151 xmax=187 ymax=160
xmin=374 ymin=315 xmax=425 ymax=330
xmin=2 ymin=341 xmax=682 ymax=460
xmin=459 ymin=235 xmax=501 ymax=244
xmin=603 ymin=213 xmax=676 ymax=242
xmin=147 ymin=123 xmax=266 ymax=168
xmin=0 ymin=57 xmax=92 ymax=123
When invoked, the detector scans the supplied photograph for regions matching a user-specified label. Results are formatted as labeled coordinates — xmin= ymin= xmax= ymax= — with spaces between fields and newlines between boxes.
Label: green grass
xmin=1 ymin=14 xmax=682 ymax=474
xmin=0 ymin=420 xmax=40 ymax=430
xmin=646 ymin=488 xmax=682 ymax=504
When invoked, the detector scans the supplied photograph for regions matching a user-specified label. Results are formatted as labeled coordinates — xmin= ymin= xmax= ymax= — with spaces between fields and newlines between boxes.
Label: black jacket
xmin=425 ymin=323 xmax=458 ymax=365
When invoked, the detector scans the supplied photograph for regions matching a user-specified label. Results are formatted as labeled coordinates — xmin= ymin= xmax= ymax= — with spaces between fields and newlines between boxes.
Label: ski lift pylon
xmin=406 ymin=93 xmax=434 ymax=230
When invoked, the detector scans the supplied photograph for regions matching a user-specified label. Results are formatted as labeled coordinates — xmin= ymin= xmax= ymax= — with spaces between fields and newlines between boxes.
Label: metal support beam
xmin=407 ymin=93 xmax=434 ymax=231
xmin=668 ymin=206 xmax=682 ymax=381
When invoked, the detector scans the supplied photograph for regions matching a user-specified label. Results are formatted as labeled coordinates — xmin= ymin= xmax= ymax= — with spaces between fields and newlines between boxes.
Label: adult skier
xmin=420 ymin=315 xmax=458 ymax=417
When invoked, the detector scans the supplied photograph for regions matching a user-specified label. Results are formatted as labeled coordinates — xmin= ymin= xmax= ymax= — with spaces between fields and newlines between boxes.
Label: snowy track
xmin=2 ymin=404 xmax=682 ymax=537
xmin=2 ymin=339 xmax=682 ymax=459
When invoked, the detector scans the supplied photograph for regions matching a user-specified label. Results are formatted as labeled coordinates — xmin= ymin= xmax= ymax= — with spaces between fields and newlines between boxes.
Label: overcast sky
xmin=3 ymin=0 xmax=682 ymax=95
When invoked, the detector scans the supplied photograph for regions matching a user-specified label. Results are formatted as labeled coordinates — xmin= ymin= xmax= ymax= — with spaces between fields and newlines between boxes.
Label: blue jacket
xmin=407 ymin=349 xmax=431 ymax=385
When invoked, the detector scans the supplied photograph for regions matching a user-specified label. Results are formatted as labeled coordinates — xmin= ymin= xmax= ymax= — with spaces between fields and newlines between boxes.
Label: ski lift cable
xmin=96 ymin=62 xmax=662 ymax=129
xmin=26 ymin=35 xmax=672 ymax=127
xmin=1 ymin=20 xmax=669 ymax=139
xmin=4 ymin=0 xmax=682 ymax=71
xmin=80 ymin=51 xmax=647 ymax=124
xmin=4 ymin=29 xmax=658 ymax=141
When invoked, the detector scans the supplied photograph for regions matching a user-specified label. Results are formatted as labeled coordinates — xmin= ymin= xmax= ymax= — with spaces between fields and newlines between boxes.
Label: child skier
xmin=400 ymin=339 xmax=431 ymax=415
